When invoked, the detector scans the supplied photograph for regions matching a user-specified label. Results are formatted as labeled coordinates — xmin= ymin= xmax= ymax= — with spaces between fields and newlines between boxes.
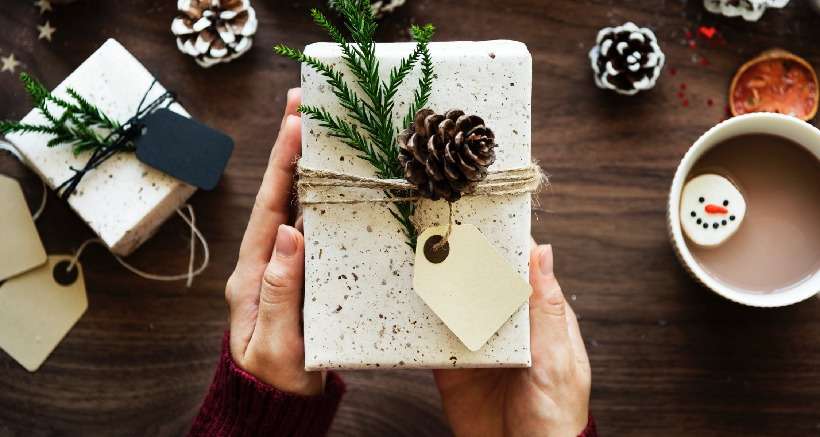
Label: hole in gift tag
xmin=52 ymin=261 xmax=78 ymax=286
xmin=423 ymin=235 xmax=450 ymax=264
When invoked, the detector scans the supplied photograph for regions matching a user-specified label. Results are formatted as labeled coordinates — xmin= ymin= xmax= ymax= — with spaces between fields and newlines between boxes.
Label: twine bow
xmin=54 ymin=80 xmax=177 ymax=201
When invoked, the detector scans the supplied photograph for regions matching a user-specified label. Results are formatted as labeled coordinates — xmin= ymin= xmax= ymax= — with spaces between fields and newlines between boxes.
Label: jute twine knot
xmin=296 ymin=161 xmax=548 ymax=249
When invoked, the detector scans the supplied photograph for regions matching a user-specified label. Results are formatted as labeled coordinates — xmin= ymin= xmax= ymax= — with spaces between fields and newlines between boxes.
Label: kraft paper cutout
xmin=0 ymin=175 xmax=47 ymax=281
xmin=0 ymin=256 xmax=88 ymax=372
xmin=413 ymin=224 xmax=532 ymax=352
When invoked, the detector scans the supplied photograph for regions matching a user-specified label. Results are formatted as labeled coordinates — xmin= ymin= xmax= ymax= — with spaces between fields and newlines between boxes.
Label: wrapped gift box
xmin=301 ymin=40 xmax=533 ymax=369
xmin=5 ymin=39 xmax=196 ymax=256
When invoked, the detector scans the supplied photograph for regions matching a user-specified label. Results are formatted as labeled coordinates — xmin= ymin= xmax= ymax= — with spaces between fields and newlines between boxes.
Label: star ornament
xmin=1 ymin=54 xmax=20 ymax=73
xmin=34 ymin=0 xmax=52 ymax=14
xmin=37 ymin=21 xmax=56 ymax=42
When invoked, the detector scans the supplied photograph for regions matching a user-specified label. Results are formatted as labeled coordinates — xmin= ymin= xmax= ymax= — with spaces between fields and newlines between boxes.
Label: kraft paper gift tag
xmin=413 ymin=225 xmax=532 ymax=352
xmin=0 ymin=256 xmax=88 ymax=372
xmin=0 ymin=175 xmax=47 ymax=281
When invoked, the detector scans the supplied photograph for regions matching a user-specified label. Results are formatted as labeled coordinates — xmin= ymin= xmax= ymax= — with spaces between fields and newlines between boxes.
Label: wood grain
xmin=1 ymin=1 xmax=819 ymax=436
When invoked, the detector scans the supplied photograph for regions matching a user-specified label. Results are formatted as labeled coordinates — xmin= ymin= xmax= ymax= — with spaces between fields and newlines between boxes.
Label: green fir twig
xmin=0 ymin=73 xmax=121 ymax=155
xmin=275 ymin=0 xmax=435 ymax=249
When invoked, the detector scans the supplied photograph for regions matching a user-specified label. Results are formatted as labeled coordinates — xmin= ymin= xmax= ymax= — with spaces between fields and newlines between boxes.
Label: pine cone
xmin=398 ymin=109 xmax=497 ymax=202
xmin=372 ymin=0 xmax=407 ymax=17
xmin=172 ymin=0 xmax=258 ymax=68
xmin=329 ymin=0 xmax=408 ymax=18
xmin=588 ymin=22 xmax=665 ymax=95
xmin=704 ymin=0 xmax=789 ymax=22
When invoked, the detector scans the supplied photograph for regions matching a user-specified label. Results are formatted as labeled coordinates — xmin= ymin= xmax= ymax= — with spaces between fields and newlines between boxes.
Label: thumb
xmin=529 ymin=244 xmax=572 ymax=370
xmin=255 ymin=224 xmax=305 ymax=341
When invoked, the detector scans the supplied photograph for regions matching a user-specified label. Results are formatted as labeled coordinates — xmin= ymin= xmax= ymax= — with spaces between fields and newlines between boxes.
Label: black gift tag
xmin=135 ymin=109 xmax=233 ymax=190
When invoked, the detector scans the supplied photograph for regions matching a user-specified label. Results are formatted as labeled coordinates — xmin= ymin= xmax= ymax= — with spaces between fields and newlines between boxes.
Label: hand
xmin=434 ymin=244 xmax=591 ymax=437
xmin=224 ymin=88 xmax=323 ymax=396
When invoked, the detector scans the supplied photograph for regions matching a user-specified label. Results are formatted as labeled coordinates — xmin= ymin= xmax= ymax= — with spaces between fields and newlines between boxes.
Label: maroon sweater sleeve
xmin=188 ymin=334 xmax=345 ymax=437
xmin=579 ymin=414 xmax=598 ymax=437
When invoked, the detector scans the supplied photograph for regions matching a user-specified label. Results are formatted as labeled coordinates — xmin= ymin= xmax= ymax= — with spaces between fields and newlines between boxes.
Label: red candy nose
xmin=705 ymin=204 xmax=728 ymax=214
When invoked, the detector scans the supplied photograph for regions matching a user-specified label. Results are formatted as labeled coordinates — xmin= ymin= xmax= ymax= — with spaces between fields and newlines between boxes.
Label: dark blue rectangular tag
xmin=135 ymin=109 xmax=233 ymax=190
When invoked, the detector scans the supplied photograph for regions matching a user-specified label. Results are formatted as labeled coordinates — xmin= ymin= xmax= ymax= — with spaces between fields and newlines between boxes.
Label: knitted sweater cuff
xmin=578 ymin=414 xmax=598 ymax=437
xmin=188 ymin=333 xmax=345 ymax=437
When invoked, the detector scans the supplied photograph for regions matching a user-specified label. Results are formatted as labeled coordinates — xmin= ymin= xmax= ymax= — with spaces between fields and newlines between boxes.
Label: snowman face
xmin=680 ymin=174 xmax=747 ymax=247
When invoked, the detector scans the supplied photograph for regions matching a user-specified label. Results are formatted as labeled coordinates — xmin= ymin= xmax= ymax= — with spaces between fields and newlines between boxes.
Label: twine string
xmin=297 ymin=161 xmax=547 ymax=251
xmin=433 ymin=201 xmax=455 ymax=251
xmin=65 ymin=204 xmax=210 ymax=287
xmin=297 ymin=162 xmax=547 ymax=205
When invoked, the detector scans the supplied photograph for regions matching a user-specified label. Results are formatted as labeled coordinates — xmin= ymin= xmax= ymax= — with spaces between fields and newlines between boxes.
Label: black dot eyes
xmin=723 ymin=200 xmax=729 ymax=206
xmin=699 ymin=197 xmax=705 ymax=203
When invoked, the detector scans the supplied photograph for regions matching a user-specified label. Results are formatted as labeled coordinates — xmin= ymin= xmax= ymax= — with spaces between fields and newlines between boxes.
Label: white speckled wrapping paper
xmin=301 ymin=41 xmax=533 ymax=369
xmin=5 ymin=39 xmax=196 ymax=257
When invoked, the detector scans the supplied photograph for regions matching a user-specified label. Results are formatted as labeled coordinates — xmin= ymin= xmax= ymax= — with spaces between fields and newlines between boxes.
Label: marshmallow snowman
xmin=680 ymin=174 xmax=747 ymax=247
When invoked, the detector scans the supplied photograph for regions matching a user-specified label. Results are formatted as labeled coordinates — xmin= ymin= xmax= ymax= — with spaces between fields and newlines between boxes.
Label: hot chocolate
xmin=687 ymin=134 xmax=820 ymax=293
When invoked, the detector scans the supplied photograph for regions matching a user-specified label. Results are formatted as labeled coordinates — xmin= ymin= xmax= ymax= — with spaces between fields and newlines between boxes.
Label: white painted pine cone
xmin=171 ymin=0 xmax=258 ymax=68
xmin=703 ymin=0 xmax=790 ymax=22
xmin=371 ymin=0 xmax=407 ymax=17
xmin=329 ymin=0 xmax=407 ymax=18
xmin=588 ymin=22 xmax=665 ymax=96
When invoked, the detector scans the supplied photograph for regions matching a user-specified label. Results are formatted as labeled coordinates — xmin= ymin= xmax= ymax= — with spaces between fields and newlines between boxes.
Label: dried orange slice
xmin=730 ymin=49 xmax=818 ymax=121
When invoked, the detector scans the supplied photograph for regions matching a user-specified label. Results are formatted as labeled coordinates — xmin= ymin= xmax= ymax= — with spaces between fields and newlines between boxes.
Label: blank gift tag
xmin=0 ymin=256 xmax=88 ymax=372
xmin=413 ymin=224 xmax=532 ymax=351
xmin=135 ymin=108 xmax=234 ymax=190
xmin=0 ymin=175 xmax=47 ymax=281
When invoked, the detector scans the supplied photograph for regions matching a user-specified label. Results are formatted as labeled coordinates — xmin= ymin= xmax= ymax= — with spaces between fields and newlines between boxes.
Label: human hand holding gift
xmin=434 ymin=243 xmax=593 ymax=437
xmin=201 ymin=100 xmax=594 ymax=432
xmin=223 ymin=88 xmax=324 ymax=396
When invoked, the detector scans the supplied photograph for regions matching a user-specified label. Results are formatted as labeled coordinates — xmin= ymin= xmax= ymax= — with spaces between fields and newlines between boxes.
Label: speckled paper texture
xmin=5 ymin=39 xmax=196 ymax=256
xmin=301 ymin=41 xmax=533 ymax=369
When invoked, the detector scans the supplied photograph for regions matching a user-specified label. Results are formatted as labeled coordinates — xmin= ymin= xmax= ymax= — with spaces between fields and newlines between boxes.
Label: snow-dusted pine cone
xmin=588 ymin=22 xmax=665 ymax=96
xmin=330 ymin=0 xmax=407 ymax=18
xmin=398 ymin=109 xmax=497 ymax=202
xmin=371 ymin=0 xmax=407 ymax=17
xmin=172 ymin=0 xmax=258 ymax=68
xmin=704 ymin=0 xmax=789 ymax=21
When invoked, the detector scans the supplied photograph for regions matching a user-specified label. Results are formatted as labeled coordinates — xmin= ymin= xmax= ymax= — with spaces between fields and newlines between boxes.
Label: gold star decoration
xmin=1 ymin=53 xmax=21 ymax=73
xmin=34 ymin=0 xmax=52 ymax=14
xmin=37 ymin=20 xmax=57 ymax=42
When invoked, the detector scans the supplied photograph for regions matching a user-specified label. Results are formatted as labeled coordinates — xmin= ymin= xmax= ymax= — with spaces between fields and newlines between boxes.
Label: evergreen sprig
xmin=275 ymin=0 xmax=435 ymax=249
xmin=0 ymin=73 xmax=121 ymax=155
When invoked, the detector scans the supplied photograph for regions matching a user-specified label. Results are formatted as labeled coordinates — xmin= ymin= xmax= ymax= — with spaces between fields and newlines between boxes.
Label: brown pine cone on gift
xmin=172 ymin=0 xmax=258 ymax=68
xmin=398 ymin=109 xmax=497 ymax=202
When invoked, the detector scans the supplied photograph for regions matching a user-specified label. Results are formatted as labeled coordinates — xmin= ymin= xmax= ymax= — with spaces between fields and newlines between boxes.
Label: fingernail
xmin=539 ymin=244 xmax=553 ymax=276
xmin=287 ymin=88 xmax=296 ymax=100
xmin=275 ymin=225 xmax=298 ymax=258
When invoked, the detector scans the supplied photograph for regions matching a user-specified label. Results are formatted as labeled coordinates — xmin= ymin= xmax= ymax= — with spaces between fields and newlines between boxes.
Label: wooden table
xmin=1 ymin=1 xmax=818 ymax=436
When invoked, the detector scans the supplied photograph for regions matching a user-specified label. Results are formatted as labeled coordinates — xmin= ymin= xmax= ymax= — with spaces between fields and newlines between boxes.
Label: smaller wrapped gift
xmin=5 ymin=39 xmax=196 ymax=256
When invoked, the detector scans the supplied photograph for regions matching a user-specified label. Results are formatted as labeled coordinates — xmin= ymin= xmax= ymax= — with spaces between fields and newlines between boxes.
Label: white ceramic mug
xmin=668 ymin=113 xmax=820 ymax=307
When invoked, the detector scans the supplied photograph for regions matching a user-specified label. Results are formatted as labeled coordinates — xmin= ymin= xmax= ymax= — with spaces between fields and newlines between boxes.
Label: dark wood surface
xmin=1 ymin=1 xmax=819 ymax=436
